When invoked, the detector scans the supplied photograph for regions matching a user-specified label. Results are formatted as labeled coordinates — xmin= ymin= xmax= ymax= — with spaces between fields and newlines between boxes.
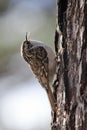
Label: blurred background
xmin=0 ymin=0 xmax=56 ymax=130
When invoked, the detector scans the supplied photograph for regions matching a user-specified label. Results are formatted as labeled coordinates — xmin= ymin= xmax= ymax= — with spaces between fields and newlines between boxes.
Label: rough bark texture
xmin=52 ymin=0 xmax=87 ymax=130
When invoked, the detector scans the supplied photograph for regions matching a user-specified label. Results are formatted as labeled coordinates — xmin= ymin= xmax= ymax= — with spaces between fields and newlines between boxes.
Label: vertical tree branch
xmin=51 ymin=0 xmax=87 ymax=130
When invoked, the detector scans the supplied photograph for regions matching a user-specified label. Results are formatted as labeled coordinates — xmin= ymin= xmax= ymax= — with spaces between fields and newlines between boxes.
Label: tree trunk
xmin=51 ymin=0 xmax=87 ymax=130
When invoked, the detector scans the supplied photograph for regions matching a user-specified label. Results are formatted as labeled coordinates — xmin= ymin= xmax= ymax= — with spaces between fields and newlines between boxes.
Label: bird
xmin=21 ymin=33 xmax=57 ymax=112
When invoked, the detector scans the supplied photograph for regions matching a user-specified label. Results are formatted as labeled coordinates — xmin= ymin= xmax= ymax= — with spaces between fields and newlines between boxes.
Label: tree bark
xmin=51 ymin=0 xmax=87 ymax=130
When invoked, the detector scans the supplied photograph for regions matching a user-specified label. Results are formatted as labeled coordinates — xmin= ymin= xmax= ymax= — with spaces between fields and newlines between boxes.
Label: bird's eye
xmin=23 ymin=40 xmax=32 ymax=49
xmin=23 ymin=40 xmax=29 ymax=44
xmin=25 ymin=41 xmax=29 ymax=44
